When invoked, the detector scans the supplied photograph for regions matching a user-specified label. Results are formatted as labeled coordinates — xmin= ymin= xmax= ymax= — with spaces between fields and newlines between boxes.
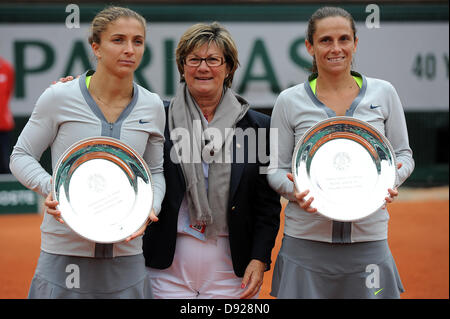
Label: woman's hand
xmin=125 ymin=209 xmax=159 ymax=242
xmin=385 ymin=188 xmax=399 ymax=204
xmin=384 ymin=163 xmax=403 ymax=205
xmin=51 ymin=75 xmax=77 ymax=85
xmin=287 ymin=173 xmax=317 ymax=213
xmin=44 ymin=191 xmax=64 ymax=224
xmin=240 ymin=259 xmax=266 ymax=299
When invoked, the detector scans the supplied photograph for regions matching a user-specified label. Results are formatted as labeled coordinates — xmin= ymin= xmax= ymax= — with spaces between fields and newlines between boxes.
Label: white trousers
xmin=147 ymin=234 xmax=259 ymax=299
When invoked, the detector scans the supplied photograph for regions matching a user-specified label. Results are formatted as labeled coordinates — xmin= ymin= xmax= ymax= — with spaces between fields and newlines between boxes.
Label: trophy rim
xmin=291 ymin=116 xmax=397 ymax=222
xmin=52 ymin=136 xmax=154 ymax=243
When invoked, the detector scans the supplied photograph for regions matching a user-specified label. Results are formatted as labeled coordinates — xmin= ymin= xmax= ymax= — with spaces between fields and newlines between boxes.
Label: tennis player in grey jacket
xmin=10 ymin=6 xmax=165 ymax=298
xmin=267 ymin=7 xmax=414 ymax=299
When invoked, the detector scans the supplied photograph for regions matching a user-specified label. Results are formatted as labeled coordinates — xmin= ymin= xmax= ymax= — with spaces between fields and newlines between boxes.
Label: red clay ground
xmin=0 ymin=190 xmax=448 ymax=299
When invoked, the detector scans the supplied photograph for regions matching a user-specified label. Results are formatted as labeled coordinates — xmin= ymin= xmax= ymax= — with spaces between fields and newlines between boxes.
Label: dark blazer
xmin=143 ymin=105 xmax=281 ymax=277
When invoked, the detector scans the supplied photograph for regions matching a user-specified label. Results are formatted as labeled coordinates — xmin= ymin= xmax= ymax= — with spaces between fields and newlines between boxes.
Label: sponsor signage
xmin=0 ymin=21 xmax=448 ymax=114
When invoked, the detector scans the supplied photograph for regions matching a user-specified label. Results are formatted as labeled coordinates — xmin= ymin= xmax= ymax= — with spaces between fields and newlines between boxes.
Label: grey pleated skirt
xmin=28 ymin=251 xmax=153 ymax=299
xmin=270 ymin=235 xmax=404 ymax=299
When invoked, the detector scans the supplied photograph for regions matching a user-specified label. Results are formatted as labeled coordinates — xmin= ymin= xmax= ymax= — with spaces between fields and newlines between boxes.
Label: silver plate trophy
xmin=52 ymin=137 xmax=153 ymax=243
xmin=292 ymin=117 xmax=397 ymax=222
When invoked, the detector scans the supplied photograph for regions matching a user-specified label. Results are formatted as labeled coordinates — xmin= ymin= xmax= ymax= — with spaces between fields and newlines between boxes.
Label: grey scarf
xmin=168 ymin=83 xmax=249 ymax=239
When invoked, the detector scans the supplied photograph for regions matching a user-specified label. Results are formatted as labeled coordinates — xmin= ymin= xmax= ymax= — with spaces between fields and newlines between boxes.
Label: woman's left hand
xmin=385 ymin=187 xmax=399 ymax=204
xmin=384 ymin=163 xmax=403 ymax=206
xmin=240 ymin=259 xmax=266 ymax=299
xmin=125 ymin=209 xmax=158 ymax=242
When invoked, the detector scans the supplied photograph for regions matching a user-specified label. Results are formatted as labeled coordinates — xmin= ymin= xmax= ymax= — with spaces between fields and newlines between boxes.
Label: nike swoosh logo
xmin=139 ymin=119 xmax=150 ymax=124
xmin=374 ymin=288 xmax=384 ymax=295
xmin=370 ymin=104 xmax=381 ymax=109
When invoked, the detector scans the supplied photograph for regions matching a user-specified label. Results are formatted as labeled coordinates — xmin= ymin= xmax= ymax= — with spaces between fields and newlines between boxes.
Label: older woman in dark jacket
xmin=143 ymin=22 xmax=280 ymax=299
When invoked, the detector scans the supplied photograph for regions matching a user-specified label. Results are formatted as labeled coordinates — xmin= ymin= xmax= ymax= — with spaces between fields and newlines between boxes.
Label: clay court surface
xmin=0 ymin=187 xmax=448 ymax=299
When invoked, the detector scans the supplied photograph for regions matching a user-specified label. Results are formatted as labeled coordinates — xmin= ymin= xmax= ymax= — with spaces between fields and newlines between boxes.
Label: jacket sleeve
xmin=250 ymin=114 xmax=281 ymax=269
xmin=384 ymin=83 xmax=415 ymax=187
xmin=143 ymin=97 xmax=166 ymax=216
xmin=267 ymin=92 xmax=298 ymax=201
xmin=9 ymin=86 xmax=58 ymax=197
